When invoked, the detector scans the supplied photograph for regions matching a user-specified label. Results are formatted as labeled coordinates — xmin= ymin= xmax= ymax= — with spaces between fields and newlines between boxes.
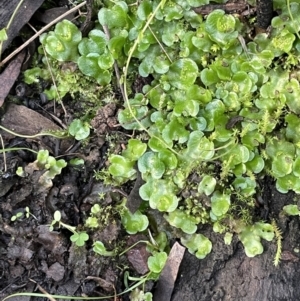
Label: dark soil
xmin=0 ymin=108 xmax=130 ymax=300
xmin=1 ymin=1 xmax=300 ymax=301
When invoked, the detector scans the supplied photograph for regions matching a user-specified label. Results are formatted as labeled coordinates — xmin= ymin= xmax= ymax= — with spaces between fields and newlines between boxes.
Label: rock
xmin=127 ymin=245 xmax=150 ymax=275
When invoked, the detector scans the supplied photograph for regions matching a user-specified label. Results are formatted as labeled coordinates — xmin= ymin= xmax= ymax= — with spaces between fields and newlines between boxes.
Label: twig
xmin=148 ymin=26 xmax=172 ymax=63
xmin=237 ymin=35 xmax=250 ymax=60
xmin=0 ymin=134 xmax=7 ymax=172
xmin=0 ymin=1 xmax=87 ymax=67
xmin=29 ymin=279 xmax=57 ymax=301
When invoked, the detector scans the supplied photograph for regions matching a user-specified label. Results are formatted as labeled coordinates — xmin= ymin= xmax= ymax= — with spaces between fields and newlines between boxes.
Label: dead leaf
xmin=0 ymin=103 xmax=61 ymax=137
xmin=0 ymin=51 xmax=25 ymax=107
xmin=153 ymin=242 xmax=186 ymax=301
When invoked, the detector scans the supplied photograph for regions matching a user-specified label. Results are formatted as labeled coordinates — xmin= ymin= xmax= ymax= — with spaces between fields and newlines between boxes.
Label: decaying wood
xmin=193 ymin=1 xmax=249 ymax=15
xmin=0 ymin=0 xmax=45 ymax=54
xmin=0 ymin=2 xmax=87 ymax=68
xmin=0 ymin=51 xmax=25 ymax=107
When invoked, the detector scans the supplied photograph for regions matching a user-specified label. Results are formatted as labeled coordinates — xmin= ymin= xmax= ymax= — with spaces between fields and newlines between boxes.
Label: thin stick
xmin=0 ymin=1 xmax=87 ymax=67
xmin=29 ymin=279 xmax=57 ymax=301
xmin=0 ymin=134 xmax=7 ymax=172
xmin=237 ymin=35 xmax=250 ymax=60
xmin=148 ymin=26 xmax=172 ymax=63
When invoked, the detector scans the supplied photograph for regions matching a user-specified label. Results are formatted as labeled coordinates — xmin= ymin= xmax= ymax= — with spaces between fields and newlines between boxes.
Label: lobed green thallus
xmin=31 ymin=0 xmax=300 ymax=260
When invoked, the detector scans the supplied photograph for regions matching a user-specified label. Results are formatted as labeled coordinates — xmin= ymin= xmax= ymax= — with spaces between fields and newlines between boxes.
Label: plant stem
xmin=119 ymin=240 xmax=149 ymax=256
xmin=0 ymin=147 xmax=38 ymax=154
xmin=123 ymin=0 xmax=181 ymax=156
xmin=0 ymin=125 xmax=68 ymax=139
xmin=287 ymin=0 xmax=300 ymax=40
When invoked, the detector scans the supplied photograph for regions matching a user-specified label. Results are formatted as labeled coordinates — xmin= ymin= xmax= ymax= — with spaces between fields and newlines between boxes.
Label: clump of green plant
xmin=181 ymin=233 xmax=212 ymax=259
xmin=23 ymin=18 xmax=116 ymax=114
xmin=96 ymin=0 xmax=300 ymax=262
xmin=36 ymin=149 xmax=67 ymax=177
xmin=85 ymin=202 xmax=116 ymax=229
xmin=19 ymin=149 xmax=67 ymax=189
xmin=39 ymin=19 xmax=115 ymax=85
xmin=238 ymin=222 xmax=274 ymax=257
xmin=108 ymin=139 xmax=147 ymax=184
xmin=85 ymin=198 xmax=149 ymax=238
xmin=40 ymin=19 xmax=82 ymax=62
xmin=25 ymin=18 xmax=115 ymax=94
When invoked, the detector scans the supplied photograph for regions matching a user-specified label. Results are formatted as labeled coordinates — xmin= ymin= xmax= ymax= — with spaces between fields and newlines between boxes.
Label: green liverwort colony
xmin=27 ymin=0 xmax=300 ymax=260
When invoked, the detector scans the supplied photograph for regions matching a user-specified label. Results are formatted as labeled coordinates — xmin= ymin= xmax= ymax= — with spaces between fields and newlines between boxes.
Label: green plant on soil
xmin=5 ymin=0 xmax=300 ymax=300
xmin=51 ymin=198 xmax=168 ymax=300
xmin=23 ymin=19 xmax=114 ymax=112
xmin=50 ymin=210 xmax=89 ymax=247
xmin=24 ymin=18 xmax=114 ymax=99
xmin=94 ymin=0 xmax=300 ymax=261
xmin=10 ymin=206 xmax=37 ymax=222
xmin=1 ymin=120 xmax=88 ymax=191
xmin=0 ymin=118 xmax=90 ymax=141
xmin=38 ymin=0 xmax=300 ymax=261
xmin=14 ymin=149 xmax=67 ymax=190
